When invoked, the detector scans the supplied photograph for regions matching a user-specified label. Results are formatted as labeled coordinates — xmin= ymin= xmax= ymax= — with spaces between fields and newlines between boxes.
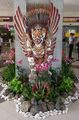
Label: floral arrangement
xmin=1 ymin=54 xmax=76 ymax=117
xmin=2 ymin=48 xmax=15 ymax=82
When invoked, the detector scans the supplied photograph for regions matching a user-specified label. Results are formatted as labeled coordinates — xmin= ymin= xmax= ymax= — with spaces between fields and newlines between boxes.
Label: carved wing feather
xmin=14 ymin=6 xmax=26 ymax=38
xmin=49 ymin=3 xmax=60 ymax=36
xmin=47 ymin=3 xmax=60 ymax=56
xmin=47 ymin=37 xmax=56 ymax=55
xmin=14 ymin=6 xmax=32 ymax=57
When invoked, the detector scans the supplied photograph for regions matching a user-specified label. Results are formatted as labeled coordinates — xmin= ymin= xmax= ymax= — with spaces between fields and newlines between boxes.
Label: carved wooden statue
xmin=14 ymin=3 xmax=60 ymax=71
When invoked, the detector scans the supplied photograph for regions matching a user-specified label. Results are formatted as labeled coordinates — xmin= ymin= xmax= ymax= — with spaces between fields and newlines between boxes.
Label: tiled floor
xmin=0 ymin=100 xmax=79 ymax=120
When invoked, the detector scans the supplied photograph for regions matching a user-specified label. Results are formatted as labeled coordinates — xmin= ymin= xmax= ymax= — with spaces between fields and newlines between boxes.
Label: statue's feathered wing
xmin=14 ymin=6 xmax=31 ymax=57
xmin=49 ymin=3 xmax=60 ymax=36
xmin=47 ymin=3 xmax=60 ymax=55
xmin=14 ymin=3 xmax=60 ymax=57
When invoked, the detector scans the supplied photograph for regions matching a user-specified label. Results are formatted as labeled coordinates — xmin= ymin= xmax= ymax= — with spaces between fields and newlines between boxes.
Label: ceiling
xmin=0 ymin=0 xmax=79 ymax=15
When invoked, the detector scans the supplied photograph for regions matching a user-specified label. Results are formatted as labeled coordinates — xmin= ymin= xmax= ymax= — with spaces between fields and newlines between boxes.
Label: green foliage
xmin=22 ymin=84 xmax=33 ymax=101
xmin=31 ymin=80 xmax=50 ymax=101
xmin=37 ymin=71 xmax=50 ymax=81
xmin=62 ymin=59 xmax=74 ymax=78
xmin=49 ymin=68 xmax=61 ymax=86
xmin=8 ymin=77 xmax=23 ymax=94
xmin=1 ymin=57 xmax=75 ymax=104
xmin=33 ymin=93 xmax=43 ymax=101
xmin=32 ymin=87 xmax=47 ymax=101
xmin=47 ymin=67 xmax=74 ymax=100
xmin=47 ymin=88 xmax=59 ymax=102
xmin=59 ymin=76 xmax=74 ymax=94
xmin=16 ymin=66 xmax=29 ymax=85
xmin=2 ymin=64 xmax=15 ymax=82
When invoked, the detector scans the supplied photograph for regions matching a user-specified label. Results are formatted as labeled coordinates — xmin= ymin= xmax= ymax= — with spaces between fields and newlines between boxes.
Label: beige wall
xmin=64 ymin=12 xmax=79 ymax=17
xmin=0 ymin=0 xmax=14 ymax=16
xmin=0 ymin=0 xmax=14 ymax=25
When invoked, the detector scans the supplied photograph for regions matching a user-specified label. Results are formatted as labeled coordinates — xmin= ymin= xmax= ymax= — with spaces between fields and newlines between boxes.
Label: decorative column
xmin=14 ymin=0 xmax=30 ymax=72
xmin=14 ymin=0 xmax=63 ymax=75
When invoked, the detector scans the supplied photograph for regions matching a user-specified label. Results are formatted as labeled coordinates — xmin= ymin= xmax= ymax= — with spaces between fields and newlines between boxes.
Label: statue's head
xmin=31 ymin=25 xmax=46 ymax=45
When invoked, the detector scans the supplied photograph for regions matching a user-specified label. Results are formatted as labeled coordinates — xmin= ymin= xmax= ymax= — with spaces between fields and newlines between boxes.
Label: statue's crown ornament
xmin=31 ymin=25 xmax=46 ymax=40
xmin=34 ymin=25 xmax=41 ymax=30
xmin=26 ymin=4 xmax=51 ymax=29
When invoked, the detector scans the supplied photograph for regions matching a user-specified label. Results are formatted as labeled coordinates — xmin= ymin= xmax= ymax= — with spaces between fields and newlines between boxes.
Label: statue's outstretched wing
xmin=47 ymin=3 xmax=60 ymax=55
xmin=49 ymin=3 xmax=60 ymax=36
xmin=14 ymin=6 xmax=32 ymax=57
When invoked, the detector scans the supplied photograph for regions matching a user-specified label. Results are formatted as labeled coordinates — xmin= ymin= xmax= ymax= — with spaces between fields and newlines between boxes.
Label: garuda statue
xmin=14 ymin=2 xmax=60 ymax=71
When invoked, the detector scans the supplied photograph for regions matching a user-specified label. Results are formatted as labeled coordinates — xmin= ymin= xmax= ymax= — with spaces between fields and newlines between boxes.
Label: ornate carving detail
xmin=14 ymin=3 xmax=60 ymax=68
